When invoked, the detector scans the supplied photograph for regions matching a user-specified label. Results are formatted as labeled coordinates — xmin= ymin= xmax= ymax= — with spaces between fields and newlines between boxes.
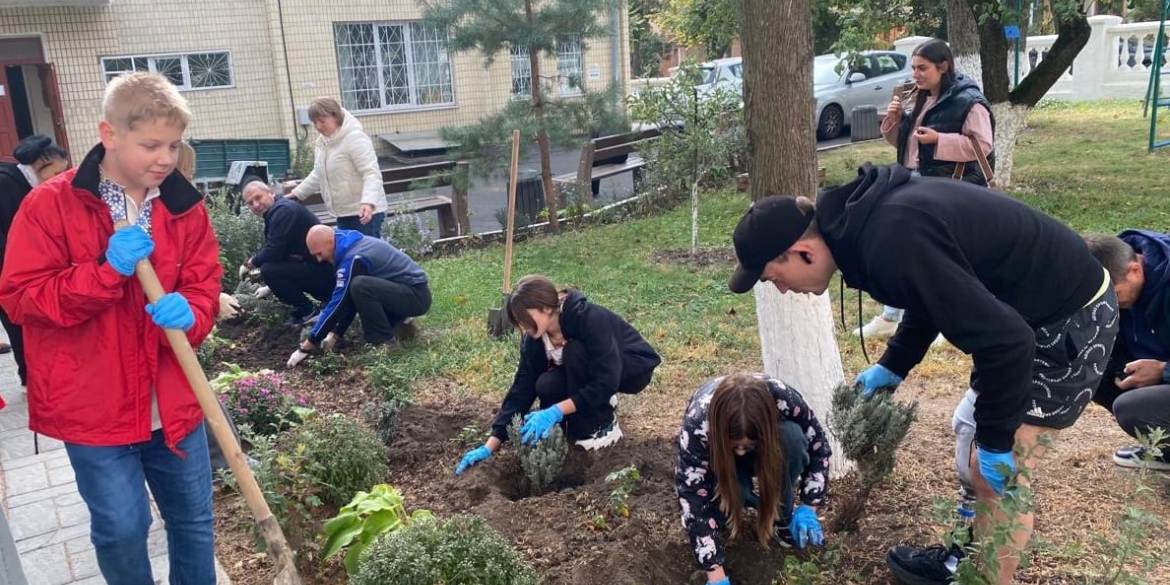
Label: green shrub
xmin=322 ymin=484 xmax=432 ymax=575
xmin=507 ymin=413 xmax=567 ymax=494
xmin=219 ymin=371 xmax=307 ymax=436
xmin=296 ymin=414 xmax=388 ymax=507
xmin=351 ymin=515 xmax=538 ymax=585
xmin=233 ymin=281 xmax=289 ymax=328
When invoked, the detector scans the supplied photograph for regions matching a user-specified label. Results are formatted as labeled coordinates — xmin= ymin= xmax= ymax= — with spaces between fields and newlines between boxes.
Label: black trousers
xmin=533 ymin=340 xmax=654 ymax=441
xmin=259 ymin=260 xmax=335 ymax=317
xmin=0 ymin=306 xmax=25 ymax=386
xmin=1095 ymin=376 xmax=1170 ymax=449
xmin=349 ymin=276 xmax=432 ymax=344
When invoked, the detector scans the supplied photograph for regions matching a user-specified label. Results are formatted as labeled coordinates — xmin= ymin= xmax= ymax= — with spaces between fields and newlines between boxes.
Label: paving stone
xmin=8 ymin=482 xmax=80 ymax=508
xmin=14 ymin=522 xmax=88 ymax=554
xmin=57 ymin=502 xmax=89 ymax=530
xmin=18 ymin=544 xmax=70 ymax=585
xmin=64 ymin=534 xmax=93 ymax=556
xmin=0 ymin=410 xmax=29 ymax=432
xmin=67 ymin=545 xmax=100 ymax=580
xmin=8 ymin=500 xmax=58 ymax=541
xmin=47 ymin=465 xmax=74 ymax=487
xmin=3 ymin=464 xmax=49 ymax=496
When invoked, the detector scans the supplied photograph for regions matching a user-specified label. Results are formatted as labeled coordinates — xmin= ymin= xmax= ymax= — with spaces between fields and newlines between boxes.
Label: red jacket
xmin=0 ymin=144 xmax=222 ymax=449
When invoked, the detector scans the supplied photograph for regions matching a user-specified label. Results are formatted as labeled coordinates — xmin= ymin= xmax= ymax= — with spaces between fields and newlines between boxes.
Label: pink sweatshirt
xmin=880 ymin=95 xmax=993 ymax=169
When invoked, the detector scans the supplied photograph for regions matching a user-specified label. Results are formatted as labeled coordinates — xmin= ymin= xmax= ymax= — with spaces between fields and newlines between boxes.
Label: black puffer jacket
xmin=490 ymin=289 xmax=661 ymax=442
xmin=0 ymin=163 xmax=34 ymax=274
xmin=896 ymin=73 xmax=994 ymax=185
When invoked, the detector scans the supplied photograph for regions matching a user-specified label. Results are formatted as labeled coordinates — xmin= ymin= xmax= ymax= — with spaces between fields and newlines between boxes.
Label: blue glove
xmin=145 ymin=293 xmax=195 ymax=331
xmin=520 ymin=406 xmax=564 ymax=444
xmin=455 ymin=445 xmax=492 ymax=475
xmin=854 ymin=364 xmax=904 ymax=397
xmin=709 ymin=579 xmax=730 ymax=585
xmin=977 ymin=446 xmax=1016 ymax=495
xmin=106 ymin=226 xmax=155 ymax=276
xmin=788 ymin=504 xmax=825 ymax=549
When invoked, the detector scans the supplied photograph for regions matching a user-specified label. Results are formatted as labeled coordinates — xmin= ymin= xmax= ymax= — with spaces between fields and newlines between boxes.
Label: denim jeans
xmin=66 ymin=423 xmax=215 ymax=585
xmin=336 ymin=212 xmax=385 ymax=238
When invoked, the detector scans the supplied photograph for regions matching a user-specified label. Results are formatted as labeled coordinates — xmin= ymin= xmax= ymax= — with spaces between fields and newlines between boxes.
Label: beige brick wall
xmin=0 ymin=1 xmax=284 ymax=155
xmin=0 ymin=0 xmax=628 ymax=160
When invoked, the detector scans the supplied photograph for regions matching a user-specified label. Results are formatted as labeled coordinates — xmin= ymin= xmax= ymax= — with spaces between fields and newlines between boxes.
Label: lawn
xmin=213 ymin=100 xmax=1170 ymax=585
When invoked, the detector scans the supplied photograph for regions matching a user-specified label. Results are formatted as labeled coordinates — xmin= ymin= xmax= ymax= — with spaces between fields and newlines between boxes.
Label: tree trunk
xmin=736 ymin=0 xmax=851 ymax=478
xmin=526 ymin=0 xmax=560 ymax=232
xmin=946 ymin=0 xmax=982 ymax=86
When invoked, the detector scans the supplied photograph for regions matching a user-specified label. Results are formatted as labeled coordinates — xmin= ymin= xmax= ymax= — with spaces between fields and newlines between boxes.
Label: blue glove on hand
xmin=854 ymin=364 xmax=904 ymax=397
xmin=977 ymin=446 xmax=1016 ymax=495
xmin=788 ymin=504 xmax=825 ymax=549
xmin=708 ymin=579 xmax=730 ymax=585
xmin=455 ymin=445 xmax=492 ymax=475
xmin=106 ymin=226 xmax=155 ymax=276
xmin=520 ymin=406 xmax=564 ymax=445
xmin=146 ymin=293 xmax=195 ymax=331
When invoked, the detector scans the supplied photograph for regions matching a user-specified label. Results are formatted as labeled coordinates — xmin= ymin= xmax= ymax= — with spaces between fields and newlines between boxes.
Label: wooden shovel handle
xmin=503 ymin=129 xmax=520 ymax=294
xmin=122 ymin=223 xmax=302 ymax=583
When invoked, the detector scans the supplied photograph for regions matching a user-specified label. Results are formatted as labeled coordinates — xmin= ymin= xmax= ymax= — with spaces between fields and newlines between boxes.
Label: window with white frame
xmin=556 ymin=36 xmax=584 ymax=96
xmin=100 ymin=51 xmax=234 ymax=90
xmin=510 ymin=46 xmax=532 ymax=98
xmin=334 ymin=22 xmax=455 ymax=112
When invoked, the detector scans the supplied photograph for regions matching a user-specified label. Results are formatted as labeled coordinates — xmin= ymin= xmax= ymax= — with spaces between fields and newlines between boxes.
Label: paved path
xmin=0 ymin=338 xmax=231 ymax=584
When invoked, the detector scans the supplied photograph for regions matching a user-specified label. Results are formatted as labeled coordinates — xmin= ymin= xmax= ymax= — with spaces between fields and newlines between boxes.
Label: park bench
xmin=552 ymin=128 xmax=661 ymax=204
xmin=296 ymin=160 xmax=470 ymax=238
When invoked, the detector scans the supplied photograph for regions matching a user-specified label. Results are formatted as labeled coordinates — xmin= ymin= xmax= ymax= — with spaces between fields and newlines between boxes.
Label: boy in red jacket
xmin=0 ymin=72 xmax=222 ymax=584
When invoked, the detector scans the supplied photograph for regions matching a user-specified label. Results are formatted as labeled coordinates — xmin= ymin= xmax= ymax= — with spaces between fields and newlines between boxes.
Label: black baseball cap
xmin=728 ymin=196 xmax=814 ymax=294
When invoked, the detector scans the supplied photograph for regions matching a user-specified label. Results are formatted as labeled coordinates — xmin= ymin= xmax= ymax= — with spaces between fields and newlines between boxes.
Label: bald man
xmin=241 ymin=180 xmax=334 ymax=326
xmin=288 ymin=226 xmax=431 ymax=367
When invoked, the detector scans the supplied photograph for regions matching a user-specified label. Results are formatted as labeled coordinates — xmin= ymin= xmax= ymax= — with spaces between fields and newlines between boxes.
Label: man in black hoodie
xmin=727 ymin=164 xmax=1118 ymax=585
xmin=1084 ymin=231 xmax=1170 ymax=471
xmin=241 ymin=180 xmax=335 ymax=326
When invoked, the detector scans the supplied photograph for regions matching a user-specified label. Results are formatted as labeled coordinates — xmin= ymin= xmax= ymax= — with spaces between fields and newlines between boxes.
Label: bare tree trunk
xmin=736 ymin=0 xmax=851 ymax=478
xmin=526 ymin=0 xmax=560 ymax=232
xmin=946 ymin=0 xmax=982 ymax=85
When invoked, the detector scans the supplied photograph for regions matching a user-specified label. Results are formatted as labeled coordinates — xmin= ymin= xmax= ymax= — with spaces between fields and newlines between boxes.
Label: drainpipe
xmin=610 ymin=0 xmax=622 ymax=111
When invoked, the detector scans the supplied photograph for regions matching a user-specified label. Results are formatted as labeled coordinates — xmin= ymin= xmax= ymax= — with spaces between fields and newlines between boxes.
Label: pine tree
xmin=507 ymin=414 xmax=568 ymax=494
xmin=421 ymin=0 xmax=625 ymax=231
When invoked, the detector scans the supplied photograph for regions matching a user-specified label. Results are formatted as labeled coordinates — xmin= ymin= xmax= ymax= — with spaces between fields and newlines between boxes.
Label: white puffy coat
xmin=291 ymin=110 xmax=386 ymax=217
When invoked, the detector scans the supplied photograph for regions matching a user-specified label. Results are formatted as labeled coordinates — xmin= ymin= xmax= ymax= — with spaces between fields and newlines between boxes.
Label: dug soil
xmin=212 ymin=336 xmax=1170 ymax=585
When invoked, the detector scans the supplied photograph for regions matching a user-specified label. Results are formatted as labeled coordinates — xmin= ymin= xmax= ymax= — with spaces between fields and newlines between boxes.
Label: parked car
xmin=814 ymin=50 xmax=913 ymax=140
xmin=688 ymin=57 xmax=743 ymax=98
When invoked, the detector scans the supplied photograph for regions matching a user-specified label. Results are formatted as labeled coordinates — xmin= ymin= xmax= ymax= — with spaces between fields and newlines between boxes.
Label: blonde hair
xmin=177 ymin=142 xmax=196 ymax=181
xmin=103 ymin=72 xmax=191 ymax=131
xmin=307 ymin=97 xmax=344 ymax=125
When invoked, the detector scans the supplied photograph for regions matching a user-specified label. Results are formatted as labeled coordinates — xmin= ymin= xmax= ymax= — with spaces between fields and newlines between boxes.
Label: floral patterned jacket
xmin=675 ymin=374 xmax=831 ymax=571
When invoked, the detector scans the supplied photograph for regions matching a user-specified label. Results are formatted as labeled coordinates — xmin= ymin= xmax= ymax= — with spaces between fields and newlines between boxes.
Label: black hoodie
xmin=490 ymin=289 xmax=661 ymax=442
xmin=0 ymin=162 xmax=34 ymax=274
xmin=819 ymin=164 xmax=1104 ymax=452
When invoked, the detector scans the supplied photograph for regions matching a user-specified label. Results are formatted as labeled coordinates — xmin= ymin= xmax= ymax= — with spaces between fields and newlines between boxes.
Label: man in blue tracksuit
xmin=286 ymin=225 xmax=431 ymax=367
xmin=1085 ymin=230 xmax=1170 ymax=470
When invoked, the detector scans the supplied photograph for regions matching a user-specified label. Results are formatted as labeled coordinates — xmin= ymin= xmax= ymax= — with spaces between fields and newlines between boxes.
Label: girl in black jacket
xmin=456 ymin=274 xmax=661 ymax=474
xmin=0 ymin=135 xmax=69 ymax=385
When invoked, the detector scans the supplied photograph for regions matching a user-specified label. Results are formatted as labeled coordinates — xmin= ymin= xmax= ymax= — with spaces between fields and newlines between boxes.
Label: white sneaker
xmin=576 ymin=420 xmax=623 ymax=451
xmin=853 ymin=315 xmax=899 ymax=339
xmin=609 ymin=394 xmax=618 ymax=408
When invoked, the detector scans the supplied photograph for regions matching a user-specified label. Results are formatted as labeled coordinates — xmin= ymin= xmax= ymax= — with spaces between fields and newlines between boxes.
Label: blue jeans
xmin=66 ymin=423 xmax=215 ymax=585
xmin=731 ymin=420 xmax=810 ymax=525
xmin=337 ymin=212 xmax=385 ymax=238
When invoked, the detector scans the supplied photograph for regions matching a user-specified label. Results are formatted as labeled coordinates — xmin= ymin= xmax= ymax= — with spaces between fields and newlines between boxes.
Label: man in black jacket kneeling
xmin=241 ymin=179 xmax=335 ymax=326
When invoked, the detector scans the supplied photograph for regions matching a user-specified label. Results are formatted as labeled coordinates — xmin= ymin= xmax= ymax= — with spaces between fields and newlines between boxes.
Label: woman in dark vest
xmin=0 ymin=135 xmax=70 ymax=386
xmin=856 ymin=38 xmax=996 ymax=340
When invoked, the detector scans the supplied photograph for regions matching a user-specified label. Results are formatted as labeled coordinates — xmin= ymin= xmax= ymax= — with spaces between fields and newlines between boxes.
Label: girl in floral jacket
xmin=675 ymin=373 xmax=831 ymax=585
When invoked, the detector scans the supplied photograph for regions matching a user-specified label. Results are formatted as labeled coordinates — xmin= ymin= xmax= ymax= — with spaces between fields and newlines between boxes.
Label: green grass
xmin=387 ymin=100 xmax=1170 ymax=400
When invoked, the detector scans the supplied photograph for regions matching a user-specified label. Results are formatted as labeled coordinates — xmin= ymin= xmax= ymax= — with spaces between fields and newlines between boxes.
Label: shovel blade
xmin=486 ymin=307 xmax=511 ymax=337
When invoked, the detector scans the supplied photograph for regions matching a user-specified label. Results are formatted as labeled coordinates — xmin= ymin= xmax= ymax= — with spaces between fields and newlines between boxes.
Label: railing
xmin=894 ymin=15 xmax=1169 ymax=102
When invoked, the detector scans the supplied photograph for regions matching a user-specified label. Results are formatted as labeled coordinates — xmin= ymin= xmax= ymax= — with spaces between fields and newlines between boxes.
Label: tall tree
xmin=736 ymin=0 xmax=852 ymax=476
xmin=421 ymin=0 xmax=614 ymax=232
xmin=946 ymin=0 xmax=982 ymax=83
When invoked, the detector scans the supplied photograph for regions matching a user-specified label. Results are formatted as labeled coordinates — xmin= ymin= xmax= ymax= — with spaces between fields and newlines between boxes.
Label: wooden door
xmin=0 ymin=68 xmax=18 ymax=162
xmin=36 ymin=63 xmax=70 ymax=156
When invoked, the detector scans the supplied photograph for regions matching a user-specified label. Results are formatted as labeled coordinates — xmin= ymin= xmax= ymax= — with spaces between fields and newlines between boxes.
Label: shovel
xmin=487 ymin=129 xmax=521 ymax=338
xmin=119 ymin=222 xmax=303 ymax=585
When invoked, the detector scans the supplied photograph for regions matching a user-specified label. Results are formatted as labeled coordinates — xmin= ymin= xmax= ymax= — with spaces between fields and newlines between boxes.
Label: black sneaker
xmin=1113 ymin=445 xmax=1170 ymax=470
xmin=887 ymin=543 xmax=963 ymax=585
xmin=283 ymin=308 xmax=321 ymax=327
xmin=575 ymin=419 xmax=623 ymax=450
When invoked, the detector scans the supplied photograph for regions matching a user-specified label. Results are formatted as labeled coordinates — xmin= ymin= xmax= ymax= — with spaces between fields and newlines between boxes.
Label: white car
xmin=814 ymin=51 xmax=913 ymax=140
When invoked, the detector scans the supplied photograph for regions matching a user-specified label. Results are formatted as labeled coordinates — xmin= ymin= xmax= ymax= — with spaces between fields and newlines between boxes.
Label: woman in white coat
xmin=287 ymin=97 xmax=387 ymax=237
